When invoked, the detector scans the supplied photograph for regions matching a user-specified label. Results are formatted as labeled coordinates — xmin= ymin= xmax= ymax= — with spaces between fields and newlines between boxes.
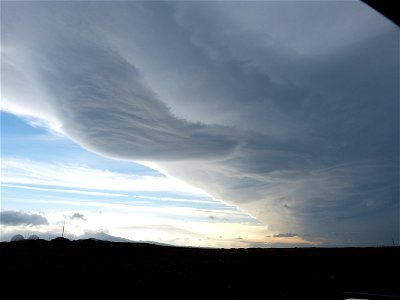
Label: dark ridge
xmin=1 ymin=240 xmax=399 ymax=299
xmin=50 ymin=237 xmax=71 ymax=243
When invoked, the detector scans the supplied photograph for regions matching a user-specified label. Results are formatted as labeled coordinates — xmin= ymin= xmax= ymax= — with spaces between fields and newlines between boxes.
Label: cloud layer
xmin=2 ymin=1 xmax=398 ymax=245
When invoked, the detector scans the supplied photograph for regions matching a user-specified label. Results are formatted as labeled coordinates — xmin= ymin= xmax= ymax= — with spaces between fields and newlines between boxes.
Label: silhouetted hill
xmin=77 ymin=231 xmax=135 ymax=243
xmin=1 ymin=240 xmax=399 ymax=299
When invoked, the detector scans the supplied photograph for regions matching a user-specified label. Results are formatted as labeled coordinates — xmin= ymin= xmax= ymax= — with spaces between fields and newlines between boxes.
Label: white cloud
xmin=134 ymin=195 xmax=233 ymax=206
xmin=2 ymin=184 xmax=129 ymax=197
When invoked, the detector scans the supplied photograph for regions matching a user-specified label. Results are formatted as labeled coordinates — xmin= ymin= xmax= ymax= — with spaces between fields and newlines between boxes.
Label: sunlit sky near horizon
xmin=1 ymin=0 xmax=399 ymax=248
xmin=2 ymin=112 xmax=279 ymax=248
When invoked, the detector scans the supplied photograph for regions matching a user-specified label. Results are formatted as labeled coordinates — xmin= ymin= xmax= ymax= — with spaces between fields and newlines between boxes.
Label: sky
xmin=1 ymin=0 xmax=399 ymax=248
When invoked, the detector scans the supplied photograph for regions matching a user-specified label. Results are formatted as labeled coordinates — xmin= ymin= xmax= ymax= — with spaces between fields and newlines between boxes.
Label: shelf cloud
xmin=2 ymin=1 xmax=398 ymax=246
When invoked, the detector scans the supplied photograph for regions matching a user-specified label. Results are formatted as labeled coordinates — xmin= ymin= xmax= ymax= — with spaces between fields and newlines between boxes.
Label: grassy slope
xmin=1 ymin=239 xmax=399 ymax=299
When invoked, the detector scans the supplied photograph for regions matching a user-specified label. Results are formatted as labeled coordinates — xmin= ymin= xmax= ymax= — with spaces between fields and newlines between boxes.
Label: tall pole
xmin=62 ymin=221 xmax=65 ymax=238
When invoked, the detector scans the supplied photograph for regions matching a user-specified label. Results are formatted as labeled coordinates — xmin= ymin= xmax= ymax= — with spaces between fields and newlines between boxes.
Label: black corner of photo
xmin=1 ymin=239 xmax=400 ymax=300
xmin=361 ymin=0 xmax=400 ymax=26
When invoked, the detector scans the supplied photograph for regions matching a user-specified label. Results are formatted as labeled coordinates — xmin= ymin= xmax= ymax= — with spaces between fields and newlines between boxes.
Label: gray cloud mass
xmin=272 ymin=233 xmax=298 ymax=238
xmin=2 ymin=1 xmax=398 ymax=246
xmin=69 ymin=213 xmax=86 ymax=221
xmin=0 ymin=211 xmax=49 ymax=226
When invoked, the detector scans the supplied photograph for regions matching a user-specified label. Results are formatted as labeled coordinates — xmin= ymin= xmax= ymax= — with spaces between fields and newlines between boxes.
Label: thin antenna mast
xmin=62 ymin=221 xmax=65 ymax=238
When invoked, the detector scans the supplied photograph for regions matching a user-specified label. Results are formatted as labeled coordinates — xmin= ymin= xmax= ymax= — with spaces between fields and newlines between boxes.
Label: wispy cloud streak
xmin=2 ymin=184 xmax=129 ymax=197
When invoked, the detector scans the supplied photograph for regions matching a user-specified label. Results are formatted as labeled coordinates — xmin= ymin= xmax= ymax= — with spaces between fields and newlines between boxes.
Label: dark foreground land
xmin=1 ymin=239 xmax=399 ymax=299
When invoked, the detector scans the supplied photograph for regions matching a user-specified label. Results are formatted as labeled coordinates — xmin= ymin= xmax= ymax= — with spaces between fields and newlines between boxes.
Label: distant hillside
xmin=77 ymin=232 xmax=136 ymax=243
xmin=1 ymin=240 xmax=399 ymax=299
xmin=4 ymin=231 xmax=172 ymax=246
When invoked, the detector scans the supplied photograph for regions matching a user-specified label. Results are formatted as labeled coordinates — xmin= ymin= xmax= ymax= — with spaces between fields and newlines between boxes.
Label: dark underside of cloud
xmin=272 ymin=233 xmax=299 ymax=238
xmin=68 ymin=213 xmax=86 ymax=221
xmin=0 ymin=210 xmax=49 ymax=226
xmin=2 ymin=1 xmax=399 ymax=246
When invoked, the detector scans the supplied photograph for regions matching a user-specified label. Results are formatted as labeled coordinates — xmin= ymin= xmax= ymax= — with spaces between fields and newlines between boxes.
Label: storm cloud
xmin=2 ymin=1 xmax=398 ymax=246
